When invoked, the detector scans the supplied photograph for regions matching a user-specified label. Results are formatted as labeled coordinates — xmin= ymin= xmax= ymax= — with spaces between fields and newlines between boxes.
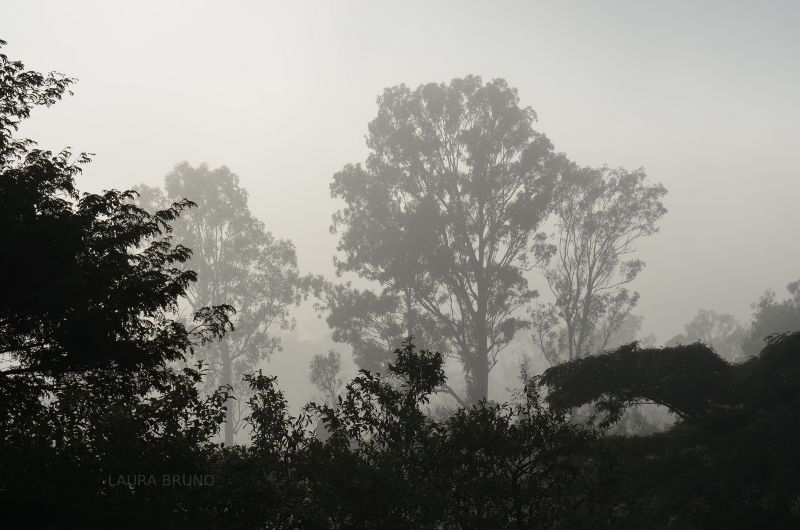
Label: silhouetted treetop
xmin=0 ymin=39 xmax=75 ymax=164
xmin=0 ymin=42 xmax=231 ymax=381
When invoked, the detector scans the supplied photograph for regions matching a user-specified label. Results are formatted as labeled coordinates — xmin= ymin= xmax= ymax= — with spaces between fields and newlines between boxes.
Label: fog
xmin=4 ymin=1 xmax=799 ymax=409
xmin=5 ymin=1 xmax=800 ymax=526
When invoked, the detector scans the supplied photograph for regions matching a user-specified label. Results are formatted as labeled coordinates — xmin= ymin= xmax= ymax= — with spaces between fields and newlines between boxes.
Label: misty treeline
xmin=2 ymin=40 xmax=800 ymax=529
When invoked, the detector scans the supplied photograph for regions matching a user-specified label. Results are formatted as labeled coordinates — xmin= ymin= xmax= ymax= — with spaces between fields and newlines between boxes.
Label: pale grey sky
xmin=4 ymin=0 xmax=799 ymax=403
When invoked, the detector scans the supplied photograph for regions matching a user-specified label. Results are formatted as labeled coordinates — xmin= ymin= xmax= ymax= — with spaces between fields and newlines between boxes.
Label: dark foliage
xmin=542 ymin=341 xmax=732 ymax=425
xmin=0 ymin=41 xmax=231 ymax=380
xmin=543 ymin=332 xmax=800 ymax=528
xmin=204 ymin=340 xmax=624 ymax=529
xmin=1 ymin=38 xmax=232 ymax=529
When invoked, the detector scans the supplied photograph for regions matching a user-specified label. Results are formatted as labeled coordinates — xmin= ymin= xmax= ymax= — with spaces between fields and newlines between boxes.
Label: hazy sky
xmin=4 ymin=1 xmax=799 ymax=403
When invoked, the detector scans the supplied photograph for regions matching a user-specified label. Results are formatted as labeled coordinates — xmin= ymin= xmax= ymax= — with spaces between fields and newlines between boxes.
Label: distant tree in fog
xmin=531 ymin=166 xmax=666 ymax=364
xmin=604 ymin=313 xmax=656 ymax=350
xmin=741 ymin=278 xmax=800 ymax=357
xmin=666 ymin=309 xmax=746 ymax=361
xmin=138 ymin=163 xmax=304 ymax=445
xmin=308 ymin=350 xmax=343 ymax=407
xmin=309 ymin=278 xmax=460 ymax=402
xmin=330 ymin=76 xmax=566 ymax=404
xmin=310 ymin=280 xmax=446 ymax=370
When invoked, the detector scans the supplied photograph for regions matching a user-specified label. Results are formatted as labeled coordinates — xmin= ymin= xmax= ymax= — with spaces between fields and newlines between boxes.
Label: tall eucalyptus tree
xmin=139 ymin=163 xmax=304 ymax=444
xmin=330 ymin=76 xmax=566 ymax=403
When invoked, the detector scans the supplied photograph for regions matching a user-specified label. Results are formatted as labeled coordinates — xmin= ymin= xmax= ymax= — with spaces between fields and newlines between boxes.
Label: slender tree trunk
xmin=468 ymin=284 xmax=490 ymax=404
xmin=405 ymin=287 xmax=415 ymax=340
xmin=221 ymin=340 xmax=234 ymax=446
xmin=566 ymin=320 xmax=576 ymax=361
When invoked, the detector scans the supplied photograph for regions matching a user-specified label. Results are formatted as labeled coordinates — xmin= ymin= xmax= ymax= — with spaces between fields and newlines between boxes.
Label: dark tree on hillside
xmin=138 ymin=163 xmax=305 ymax=445
xmin=330 ymin=76 xmax=566 ymax=403
xmin=741 ymin=278 xmax=800 ymax=357
xmin=0 ymin=41 xmax=230 ymax=385
xmin=541 ymin=333 xmax=800 ymax=528
xmin=0 ymin=40 xmax=233 ymax=527
xmin=531 ymin=166 xmax=666 ymax=364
